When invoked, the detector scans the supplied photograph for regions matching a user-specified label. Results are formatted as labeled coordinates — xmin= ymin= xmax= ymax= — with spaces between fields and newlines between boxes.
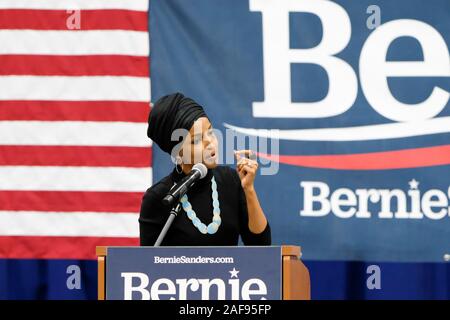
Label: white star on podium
xmin=229 ymin=267 xmax=239 ymax=278
xmin=409 ymin=179 xmax=419 ymax=190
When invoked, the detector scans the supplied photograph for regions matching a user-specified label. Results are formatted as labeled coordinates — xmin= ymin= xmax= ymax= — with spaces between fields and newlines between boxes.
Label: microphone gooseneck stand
xmin=154 ymin=202 xmax=182 ymax=247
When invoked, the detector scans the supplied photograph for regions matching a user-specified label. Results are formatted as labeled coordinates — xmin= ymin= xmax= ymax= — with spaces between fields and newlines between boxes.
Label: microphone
xmin=162 ymin=163 xmax=208 ymax=207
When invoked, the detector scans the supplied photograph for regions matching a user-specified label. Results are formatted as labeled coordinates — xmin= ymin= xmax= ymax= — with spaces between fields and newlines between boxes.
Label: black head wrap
xmin=147 ymin=93 xmax=208 ymax=155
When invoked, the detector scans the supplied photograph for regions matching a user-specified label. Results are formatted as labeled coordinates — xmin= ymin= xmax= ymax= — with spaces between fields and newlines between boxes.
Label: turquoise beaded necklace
xmin=180 ymin=176 xmax=221 ymax=234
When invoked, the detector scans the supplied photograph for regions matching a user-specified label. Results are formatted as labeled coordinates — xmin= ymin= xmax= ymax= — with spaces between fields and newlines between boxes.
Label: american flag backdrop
xmin=0 ymin=0 xmax=152 ymax=260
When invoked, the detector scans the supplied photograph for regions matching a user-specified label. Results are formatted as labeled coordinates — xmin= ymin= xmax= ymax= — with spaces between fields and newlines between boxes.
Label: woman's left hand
xmin=235 ymin=150 xmax=258 ymax=191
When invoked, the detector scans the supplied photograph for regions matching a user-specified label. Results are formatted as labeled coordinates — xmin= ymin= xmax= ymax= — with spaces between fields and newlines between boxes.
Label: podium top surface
xmin=96 ymin=245 xmax=301 ymax=258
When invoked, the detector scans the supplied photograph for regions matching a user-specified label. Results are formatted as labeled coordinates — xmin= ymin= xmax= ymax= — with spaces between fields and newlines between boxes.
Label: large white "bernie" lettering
xmin=250 ymin=0 xmax=449 ymax=121
xmin=120 ymin=272 xmax=268 ymax=300
xmin=300 ymin=180 xmax=450 ymax=220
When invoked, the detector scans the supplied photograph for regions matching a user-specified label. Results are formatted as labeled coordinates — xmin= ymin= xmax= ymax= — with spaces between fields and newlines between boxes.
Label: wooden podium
xmin=97 ymin=245 xmax=310 ymax=300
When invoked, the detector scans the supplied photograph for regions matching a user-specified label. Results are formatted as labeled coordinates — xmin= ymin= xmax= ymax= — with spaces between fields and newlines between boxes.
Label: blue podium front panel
xmin=106 ymin=246 xmax=282 ymax=300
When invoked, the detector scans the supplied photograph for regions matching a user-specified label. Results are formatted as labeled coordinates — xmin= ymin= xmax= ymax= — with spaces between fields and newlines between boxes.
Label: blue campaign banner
xmin=150 ymin=0 xmax=450 ymax=262
xmin=106 ymin=247 xmax=282 ymax=300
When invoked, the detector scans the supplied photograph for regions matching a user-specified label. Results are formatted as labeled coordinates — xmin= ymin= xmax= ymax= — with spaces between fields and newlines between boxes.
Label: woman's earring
xmin=175 ymin=157 xmax=183 ymax=174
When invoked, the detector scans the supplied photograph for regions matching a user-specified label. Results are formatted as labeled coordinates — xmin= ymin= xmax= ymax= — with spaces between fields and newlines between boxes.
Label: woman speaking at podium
xmin=139 ymin=93 xmax=271 ymax=246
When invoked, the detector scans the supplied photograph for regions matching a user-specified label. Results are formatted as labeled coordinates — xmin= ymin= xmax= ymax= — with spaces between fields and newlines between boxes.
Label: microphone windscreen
xmin=192 ymin=163 xmax=208 ymax=179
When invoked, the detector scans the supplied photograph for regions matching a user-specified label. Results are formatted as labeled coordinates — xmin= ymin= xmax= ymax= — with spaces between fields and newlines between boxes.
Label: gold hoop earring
xmin=175 ymin=157 xmax=183 ymax=174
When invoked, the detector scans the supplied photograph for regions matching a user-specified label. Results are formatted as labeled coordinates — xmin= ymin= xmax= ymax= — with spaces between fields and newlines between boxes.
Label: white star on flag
xmin=409 ymin=179 xmax=419 ymax=189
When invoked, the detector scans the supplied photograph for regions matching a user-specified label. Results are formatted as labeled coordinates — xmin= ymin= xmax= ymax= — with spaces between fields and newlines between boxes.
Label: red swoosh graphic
xmin=257 ymin=145 xmax=450 ymax=170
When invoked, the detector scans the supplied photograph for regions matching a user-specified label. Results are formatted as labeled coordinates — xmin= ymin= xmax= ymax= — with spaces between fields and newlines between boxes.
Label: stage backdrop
xmin=0 ymin=0 xmax=449 ymax=299
xmin=150 ymin=0 xmax=450 ymax=262
xmin=150 ymin=0 xmax=449 ymax=298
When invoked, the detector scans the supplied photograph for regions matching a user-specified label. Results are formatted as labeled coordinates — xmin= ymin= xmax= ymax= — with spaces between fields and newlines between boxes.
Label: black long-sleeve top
xmin=139 ymin=165 xmax=271 ymax=246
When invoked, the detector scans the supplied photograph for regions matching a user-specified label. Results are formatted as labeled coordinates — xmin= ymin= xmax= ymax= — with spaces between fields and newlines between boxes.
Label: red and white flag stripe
xmin=0 ymin=101 xmax=150 ymax=122
xmin=0 ymin=0 xmax=149 ymax=11
xmin=0 ymin=0 xmax=151 ymax=259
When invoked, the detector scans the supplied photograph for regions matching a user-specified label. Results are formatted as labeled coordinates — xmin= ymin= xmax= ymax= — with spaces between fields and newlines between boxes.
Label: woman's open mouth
xmin=204 ymin=151 xmax=217 ymax=163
